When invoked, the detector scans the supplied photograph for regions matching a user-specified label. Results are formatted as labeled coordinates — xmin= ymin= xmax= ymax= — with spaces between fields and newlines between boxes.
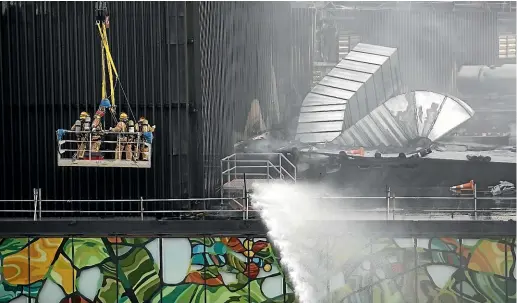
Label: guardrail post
xmin=242 ymin=198 xmax=245 ymax=220
xmin=279 ymin=154 xmax=283 ymax=180
xmin=220 ymin=159 xmax=224 ymax=199
xmin=38 ymin=188 xmax=42 ymax=220
xmin=89 ymin=133 xmax=92 ymax=161
xmin=473 ymin=183 xmax=477 ymax=220
xmin=33 ymin=188 xmax=38 ymax=221
xmin=291 ymin=163 xmax=298 ymax=183
xmin=229 ymin=156 xmax=232 ymax=184
xmin=140 ymin=197 xmax=144 ymax=221
xmin=116 ymin=133 xmax=120 ymax=160
xmin=242 ymin=172 xmax=249 ymax=220
xmin=267 ymin=161 xmax=270 ymax=182
xmin=245 ymin=192 xmax=249 ymax=220
xmin=386 ymin=186 xmax=391 ymax=220
xmin=392 ymin=192 xmax=396 ymax=220
xmin=136 ymin=133 xmax=140 ymax=161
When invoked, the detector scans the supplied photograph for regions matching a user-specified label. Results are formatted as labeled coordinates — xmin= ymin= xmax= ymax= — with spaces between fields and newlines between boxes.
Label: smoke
xmin=235 ymin=132 xmax=293 ymax=154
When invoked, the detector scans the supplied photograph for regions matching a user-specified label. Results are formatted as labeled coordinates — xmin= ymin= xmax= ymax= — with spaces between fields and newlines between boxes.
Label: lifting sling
xmin=97 ymin=22 xmax=119 ymax=111
xmin=95 ymin=8 xmax=136 ymax=123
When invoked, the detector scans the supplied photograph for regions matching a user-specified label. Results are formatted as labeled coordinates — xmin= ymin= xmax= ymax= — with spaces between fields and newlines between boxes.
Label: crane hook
xmin=95 ymin=1 xmax=109 ymax=26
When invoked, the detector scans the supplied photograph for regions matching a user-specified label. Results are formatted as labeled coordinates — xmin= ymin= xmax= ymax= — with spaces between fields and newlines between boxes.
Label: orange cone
xmin=450 ymin=180 xmax=475 ymax=191
xmin=347 ymin=147 xmax=364 ymax=157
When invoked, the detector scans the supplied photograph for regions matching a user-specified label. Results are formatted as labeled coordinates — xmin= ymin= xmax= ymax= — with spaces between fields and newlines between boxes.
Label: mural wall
xmin=0 ymin=236 xmax=514 ymax=302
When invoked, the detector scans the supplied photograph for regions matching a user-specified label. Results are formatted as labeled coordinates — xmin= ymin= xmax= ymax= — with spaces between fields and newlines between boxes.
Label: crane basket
xmin=55 ymin=2 xmax=154 ymax=168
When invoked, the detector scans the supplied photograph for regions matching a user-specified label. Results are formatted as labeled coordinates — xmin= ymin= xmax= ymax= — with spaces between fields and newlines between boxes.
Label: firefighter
xmin=126 ymin=120 xmax=136 ymax=160
xmin=71 ymin=111 xmax=90 ymax=159
xmin=136 ymin=116 xmax=156 ymax=161
xmin=110 ymin=112 xmax=129 ymax=160
xmin=90 ymin=99 xmax=111 ymax=153
xmin=90 ymin=113 xmax=104 ymax=153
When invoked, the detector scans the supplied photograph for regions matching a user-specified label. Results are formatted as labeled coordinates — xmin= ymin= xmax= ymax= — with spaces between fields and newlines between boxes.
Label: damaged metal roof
xmin=296 ymin=43 xmax=402 ymax=144
xmin=334 ymin=91 xmax=476 ymax=147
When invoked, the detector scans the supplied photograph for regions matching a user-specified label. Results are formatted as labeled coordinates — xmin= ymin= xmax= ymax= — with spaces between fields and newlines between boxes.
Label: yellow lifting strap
xmin=101 ymin=35 xmax=106 ymax=100
xmin=97 ymin=23 xmax=119 ymax=108
xmin=104 ymin=25 xmax=115 ymax=109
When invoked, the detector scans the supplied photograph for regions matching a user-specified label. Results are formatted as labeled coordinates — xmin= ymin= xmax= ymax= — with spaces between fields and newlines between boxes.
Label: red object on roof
xmin=84 ymin=153 xmax=104 ymax=161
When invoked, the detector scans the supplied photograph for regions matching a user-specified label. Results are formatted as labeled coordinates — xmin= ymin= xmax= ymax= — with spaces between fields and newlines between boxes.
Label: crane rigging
xmin=56 ymin=2 xmax=156 ymax=168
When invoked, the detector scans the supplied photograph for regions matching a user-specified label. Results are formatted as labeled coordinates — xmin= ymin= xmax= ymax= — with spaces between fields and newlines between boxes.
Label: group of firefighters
xmin=72 ymin=110 xmax=155 ymax=161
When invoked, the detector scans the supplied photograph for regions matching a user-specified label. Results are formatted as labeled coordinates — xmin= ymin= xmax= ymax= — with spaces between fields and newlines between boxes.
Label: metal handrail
xmin=278 ymin=153 xmax=297 ymax=181
xmin=1 ymin=205 xmax=514 ymax=220
xmin=59 ymin=130 xmax=147 ymax=136
xmin=419 ymin=209 xmax=517 ymax=213
xmin=221 ymin=159 xmax=278 ymax=179
xmin=6 ymin=208 xmax=514 ymax=214
xmin=3 ymin=188 xmax=515 ymax=221
xmin=221 ymin=162 xmax=276 ymax=175
xmin=221 ymin=152 xmax=289 ymax=161
xmin=1 ymin=195 xmax=514 ymax=203
xmin=57 ymin=130 xmax=151 ymax=160
xmin=319 ymin=196 xmax=517 ymax=200
xmin=221 ymin=153 xmax=296 ymax=184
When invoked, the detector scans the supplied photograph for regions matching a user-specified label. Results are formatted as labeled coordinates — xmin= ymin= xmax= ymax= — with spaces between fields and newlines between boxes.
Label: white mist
xmin=251 ymin=182 xmax=372 ymax=303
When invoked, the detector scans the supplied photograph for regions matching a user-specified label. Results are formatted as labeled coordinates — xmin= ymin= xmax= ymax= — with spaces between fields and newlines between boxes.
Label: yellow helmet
xmin=80 ymin=111 xmax=89 ymax=119
xmin=119 ymin=112 xmax=128 ymax=120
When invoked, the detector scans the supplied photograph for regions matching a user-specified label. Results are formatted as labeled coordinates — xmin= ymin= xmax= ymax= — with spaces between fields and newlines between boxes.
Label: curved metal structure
xmin=334 ymin=91 xmax=475 ymax=147
xmin=295 ymin=43 xmax=402 ymax=144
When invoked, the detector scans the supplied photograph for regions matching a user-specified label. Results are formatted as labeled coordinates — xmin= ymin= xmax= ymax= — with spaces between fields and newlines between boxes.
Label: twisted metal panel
xmin=336 ymin=91 xmax=475 ymax=147
xmin=296 ymin=43 xmax=402 ymax=144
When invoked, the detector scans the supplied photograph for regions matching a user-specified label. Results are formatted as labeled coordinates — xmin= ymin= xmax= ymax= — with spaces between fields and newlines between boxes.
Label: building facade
xmin=1 ymin=2 xmax=514 ymax=201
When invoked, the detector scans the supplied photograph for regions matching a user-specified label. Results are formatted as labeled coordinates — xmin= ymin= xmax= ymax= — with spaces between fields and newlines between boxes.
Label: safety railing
xmin=0 ymin=194 xmax=248 ymax=221
xmin=317 ymin=195 xmax=516 ymax=221
xmin=56 ymin=130 xmax=152 ymax=167
xmin=220 ymin=153 xmax=297 ymax=186
xmin=0 ymin=188 xmax=514 ymax=221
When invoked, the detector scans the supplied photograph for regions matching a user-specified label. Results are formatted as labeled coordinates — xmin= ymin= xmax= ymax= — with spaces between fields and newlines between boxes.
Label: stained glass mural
xmin=0 ymin=237 xmax=514 ymax=302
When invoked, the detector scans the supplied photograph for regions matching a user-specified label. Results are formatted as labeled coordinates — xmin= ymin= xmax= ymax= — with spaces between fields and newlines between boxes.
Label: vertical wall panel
xmin=1 ymin=2 xmax=314 ymax=200
xmin=0 ymin=2 xmax=196 ymax=200
xmin=0 ymin=3 xmax=508 ymax=201
xmin=198 ymin=2 xmax=314 ymax=196
xmin=330 ymin=9 xmax=500 ymax=94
